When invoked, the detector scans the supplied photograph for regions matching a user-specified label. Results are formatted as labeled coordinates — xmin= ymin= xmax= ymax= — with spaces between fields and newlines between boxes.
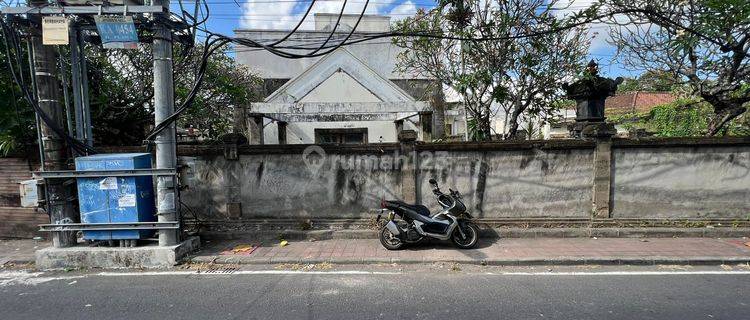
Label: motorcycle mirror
xmin=428 ymin=178 xmax=437 ymax=186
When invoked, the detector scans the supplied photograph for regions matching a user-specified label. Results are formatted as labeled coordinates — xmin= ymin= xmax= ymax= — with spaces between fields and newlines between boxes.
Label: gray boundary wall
xmin=611 ymin=141 xmax=750 ymax=219
xmin=166 ymin=137 xmax=750 ymax=221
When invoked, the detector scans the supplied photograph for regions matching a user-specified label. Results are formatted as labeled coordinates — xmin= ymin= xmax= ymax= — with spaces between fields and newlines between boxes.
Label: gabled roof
xmin=264 ymin=47 xmax=415 ymax=103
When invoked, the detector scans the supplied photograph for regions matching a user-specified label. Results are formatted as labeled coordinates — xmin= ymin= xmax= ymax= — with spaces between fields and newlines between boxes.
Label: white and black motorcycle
xmin=376 ymin=179 xmax=478 ymax=250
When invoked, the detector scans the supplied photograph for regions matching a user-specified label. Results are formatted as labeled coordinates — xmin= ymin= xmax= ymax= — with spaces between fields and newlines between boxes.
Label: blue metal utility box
xmin=75 ymin=153 xmax=156 ymax=240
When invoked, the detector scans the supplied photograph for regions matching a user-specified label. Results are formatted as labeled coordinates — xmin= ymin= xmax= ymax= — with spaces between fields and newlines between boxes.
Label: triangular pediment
xmin=299 ymin=70 xmax=381 ymax=103
xmin=265 ymin=48 xmax=415 ymax=103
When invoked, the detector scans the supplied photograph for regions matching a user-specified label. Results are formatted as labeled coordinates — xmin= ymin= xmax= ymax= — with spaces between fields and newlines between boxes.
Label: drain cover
xmin=198 ymin=267 xmax=237 ymax=274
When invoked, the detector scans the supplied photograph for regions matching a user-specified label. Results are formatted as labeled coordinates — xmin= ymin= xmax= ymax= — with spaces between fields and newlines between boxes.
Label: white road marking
xmin=94 ymin=270 xmax=750 ymax=277
xmin=0 ymin=271 xmax=85 ymax=286
xmin=4 ymin=269 xmax=750 ymax=284
xmin=97 ymin=270 xmax=402 ymax=276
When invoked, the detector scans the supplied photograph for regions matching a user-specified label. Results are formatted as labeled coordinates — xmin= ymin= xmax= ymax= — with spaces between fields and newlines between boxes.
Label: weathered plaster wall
xmin=416 ymin=148 xmax=595 ymax=219
xmin=181 ymin=151 xmax=403 ymax=219
xmin=612 ymin=145 xmax=750 ymax=219
xmin=178 ymin=139 xmax=750 ymax=222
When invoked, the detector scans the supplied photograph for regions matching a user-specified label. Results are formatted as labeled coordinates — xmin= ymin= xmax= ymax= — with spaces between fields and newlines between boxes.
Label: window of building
xmin=314 ymin=128 xmax=368 ymax=144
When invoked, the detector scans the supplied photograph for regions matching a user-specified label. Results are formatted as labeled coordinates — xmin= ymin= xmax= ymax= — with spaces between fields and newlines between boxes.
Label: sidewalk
xmin=0 ymin=239 xmax=49 ymax=266
xmin=4 ymin=237 xmax=750 ymax=267
xmin=190 ymin=237 xmax=750 ymax=266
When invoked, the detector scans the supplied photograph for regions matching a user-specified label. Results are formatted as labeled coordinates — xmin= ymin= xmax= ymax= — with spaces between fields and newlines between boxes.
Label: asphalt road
xmin=1 ymin=268 xmax=749 ymax=320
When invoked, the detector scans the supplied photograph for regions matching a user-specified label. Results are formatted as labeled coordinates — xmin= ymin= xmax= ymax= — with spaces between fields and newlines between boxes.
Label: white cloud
xmin=552 ymin=0 xmax=613 ymax=51
xmin=240 ymin=0 xmax=419 ymax=30
xmin=389 ymin=1 xmax=418 ymax=21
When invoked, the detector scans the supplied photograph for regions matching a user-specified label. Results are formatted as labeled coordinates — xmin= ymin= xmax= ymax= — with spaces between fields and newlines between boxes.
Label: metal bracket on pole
xmin=39 ymin=221 xmax=180 ymax=232
xmin=1 ymin=6 xmax=166 ymax=15
xmin=34 ymin=168 xmax=177 ymax=179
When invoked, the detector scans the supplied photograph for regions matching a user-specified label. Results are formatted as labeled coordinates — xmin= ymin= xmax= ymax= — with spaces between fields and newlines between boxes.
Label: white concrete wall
xmin=299 ymin=71 xmax=382 ymax=103
xmin=314 ymin=13 xmax=391 ymax=32
xmin=234 ymin=30 xmax=422 ymax=80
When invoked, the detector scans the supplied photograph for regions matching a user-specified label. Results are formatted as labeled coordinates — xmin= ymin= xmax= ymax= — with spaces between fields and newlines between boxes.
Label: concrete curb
xmin=34 ymin=237 xmax=201 ymax=270
xmin=200 ymin=227 xmax=750 ymax=240
xmin=188 ymin=255 xmax=750 ymax=266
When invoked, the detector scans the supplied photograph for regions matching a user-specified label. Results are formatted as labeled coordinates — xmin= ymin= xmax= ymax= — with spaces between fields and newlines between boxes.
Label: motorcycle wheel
xmin=379 ymin=225 xmax=404 ymax=250
xmin=451 ymin=223 xmax=478 ymax=249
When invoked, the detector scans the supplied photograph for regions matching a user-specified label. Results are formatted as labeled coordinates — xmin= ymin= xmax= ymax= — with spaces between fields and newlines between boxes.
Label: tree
xmin=617 ymin=69 xmax=679 ymax=93
xmin=609 ymin=98 xmax=750 ymax=137
xmin=0 ymin=36 xmax=34 ymax=156
xmin=601 ymin=0 xmax=750 ymax=135
xmin=85 ymin=43 xmax=261 ymax=145
xmin=1 ymin=39 xmax=261 ymax=151
xmin=393 ymin=0 xmax=589 ymax=140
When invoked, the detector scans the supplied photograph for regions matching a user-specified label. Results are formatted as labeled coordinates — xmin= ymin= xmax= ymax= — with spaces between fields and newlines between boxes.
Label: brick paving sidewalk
xmin=0 ymin=239 xmax=49 ymax=266
xmin=192 ymin=237 xmax=750 ymax=265
xmin=4 ymin=237 xmax=750 ymax=267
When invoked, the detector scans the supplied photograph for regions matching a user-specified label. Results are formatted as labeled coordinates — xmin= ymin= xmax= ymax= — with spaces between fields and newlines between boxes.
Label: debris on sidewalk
xmin=220 ymin=244 xmax=260 ymax=256
xmin=657 ymin=264 xmax=692 ymax=271
xmin=276 ymin=262 xmax=332 ymax=271
xmin=279 ymin=240 xmax=289 ymax=247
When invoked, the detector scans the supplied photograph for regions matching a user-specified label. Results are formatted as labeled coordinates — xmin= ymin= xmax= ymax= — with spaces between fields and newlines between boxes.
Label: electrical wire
xmin=0 ymin=17 xmax=96 ymax=155
xmin=266 ymin=0 xmax=317 ymax=46
xmin=145 ymin=2 xmax=703 ymax=143
xmin=305 ymin=0 xmax=347 ymax=55
xmin=3 ymin=0 xmax=731 ymax=149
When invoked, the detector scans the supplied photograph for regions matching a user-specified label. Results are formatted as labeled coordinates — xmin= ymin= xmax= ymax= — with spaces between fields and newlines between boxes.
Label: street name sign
xmin=94 ymin=15 xmax=139 ymax=49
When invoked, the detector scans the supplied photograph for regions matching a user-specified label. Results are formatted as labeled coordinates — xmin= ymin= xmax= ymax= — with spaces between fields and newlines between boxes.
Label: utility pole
xmin=153 ymin=0 xmax=178 ymax=246
xmin=28 ymin=0 xmax=77 ymax=247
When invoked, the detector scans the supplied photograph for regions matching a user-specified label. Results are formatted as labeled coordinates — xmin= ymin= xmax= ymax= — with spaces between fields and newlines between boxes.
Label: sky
xmin=185 ymin=0 xmax=637 ymax=77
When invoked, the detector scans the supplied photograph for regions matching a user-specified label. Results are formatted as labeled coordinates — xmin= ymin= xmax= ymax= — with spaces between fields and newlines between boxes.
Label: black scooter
xmin=376 ymin=179 xmax=478 ymax=250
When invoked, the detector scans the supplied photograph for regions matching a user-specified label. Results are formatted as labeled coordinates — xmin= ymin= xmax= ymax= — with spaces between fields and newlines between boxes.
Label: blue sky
xmin=184 ymin=0 xmax=637 ymax=77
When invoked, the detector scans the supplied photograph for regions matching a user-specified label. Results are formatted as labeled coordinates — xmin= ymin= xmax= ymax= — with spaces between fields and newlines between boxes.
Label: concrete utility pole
xmin=28 ymin=0 xmax=77 ymax=247
xmin=152 ymin=0 xmax=178 ymax=246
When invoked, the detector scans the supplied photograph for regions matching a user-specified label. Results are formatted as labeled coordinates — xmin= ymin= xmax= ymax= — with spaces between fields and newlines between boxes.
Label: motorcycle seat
xmin=383 ymin=200 xmax=432 ymax=222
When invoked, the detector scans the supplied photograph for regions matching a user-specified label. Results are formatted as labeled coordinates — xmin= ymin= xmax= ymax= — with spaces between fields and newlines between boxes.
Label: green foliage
xmin=466 ymin=117 xmax=487 ymax=141
xmin=85 ymin=43 xmax=261 ymax=145
xmin=0 ymin=38 xmax=33 ymax=157
xmin=608 ymin=98 xmax=750 ymax=137
xmin=1 ymin=38 xmax=261 ymax=150
xmin=648 ymin=101 xmax=711 ymax=137
xmin=0 ymin=133 xmax=18 ymax=156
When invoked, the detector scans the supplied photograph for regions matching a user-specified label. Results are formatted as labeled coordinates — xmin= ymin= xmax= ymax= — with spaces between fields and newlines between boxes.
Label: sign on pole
xmin=94 ymin=15 xmax=139 ymax=49
xmin=42 ymin=16 xmax=69 ymax=45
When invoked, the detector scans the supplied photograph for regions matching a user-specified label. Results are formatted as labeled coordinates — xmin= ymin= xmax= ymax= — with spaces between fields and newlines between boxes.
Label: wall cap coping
xmin=95 ymin=136 xmax=750 ymax=156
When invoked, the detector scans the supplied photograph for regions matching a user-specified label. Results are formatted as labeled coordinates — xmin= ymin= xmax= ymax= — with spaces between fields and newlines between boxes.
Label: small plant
xmin=0 ymin=134 xmax=18 ymax=157
xmin=298 ymin=219 xmax=313 ymax=231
